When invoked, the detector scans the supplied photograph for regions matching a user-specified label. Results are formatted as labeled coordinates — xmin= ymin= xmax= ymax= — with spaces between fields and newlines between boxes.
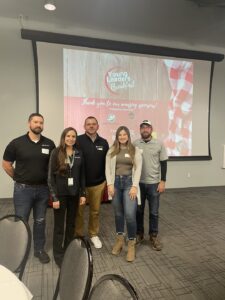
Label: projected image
xmin=64 ymin=49 xmax=193 ymax=156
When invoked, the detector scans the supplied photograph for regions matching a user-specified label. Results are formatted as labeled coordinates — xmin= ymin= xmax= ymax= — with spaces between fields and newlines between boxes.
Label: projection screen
xmin=20 ymin=30 xmax=224 ymax=160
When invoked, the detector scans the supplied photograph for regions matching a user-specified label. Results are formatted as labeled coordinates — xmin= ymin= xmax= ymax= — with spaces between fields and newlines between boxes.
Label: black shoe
xmin=136 ymin=233 xmax=144 ymax=244
xmin=54 ymin=259 xmax=62 ymax=268
xmin=34 ymin=250 xmax=50 ymax=264
xmin=54 ymin=254 xmax=64 ymax=268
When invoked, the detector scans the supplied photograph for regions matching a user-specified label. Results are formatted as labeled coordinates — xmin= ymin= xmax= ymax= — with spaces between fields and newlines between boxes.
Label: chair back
xmin=88 ymin=274 xmax=139 ymax=300
xmin=0 ymin=214 xmax=31 ymax=280
xmin=53 ymin=237 xmax=93 ymax=300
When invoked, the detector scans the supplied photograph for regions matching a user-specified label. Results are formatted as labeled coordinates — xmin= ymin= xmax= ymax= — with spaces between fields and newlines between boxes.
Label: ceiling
xmin=1 ymin=0 xmax=225 ymax=49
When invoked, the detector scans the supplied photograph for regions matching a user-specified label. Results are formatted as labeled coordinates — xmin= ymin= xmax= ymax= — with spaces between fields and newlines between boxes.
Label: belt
xmin=16 ymin=182 xmax=48 ymax=188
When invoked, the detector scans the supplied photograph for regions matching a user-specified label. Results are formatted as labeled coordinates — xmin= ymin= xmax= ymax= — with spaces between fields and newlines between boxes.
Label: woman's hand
xmin=129 ymin=186 xmax=137 ymax=200
xmin=53 ymin=201 xmax=60 ymax=209
xmin=108 ymin=184 xmax=115 ymax=198
xmin=79 ymin=197 xmax=86 ymax=205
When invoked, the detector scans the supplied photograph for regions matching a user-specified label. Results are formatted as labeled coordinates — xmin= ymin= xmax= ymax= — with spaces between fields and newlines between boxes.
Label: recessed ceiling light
xmin=44 ymin=1 xmax=56 ymax=11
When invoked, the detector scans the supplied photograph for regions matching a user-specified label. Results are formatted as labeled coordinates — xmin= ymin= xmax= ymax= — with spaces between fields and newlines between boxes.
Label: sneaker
xmin=149 ymin=234 xmax=162 ymax=251
xmin=34 ymin=250 xmax=50 ymax=264
xmin=136 ymin=233 xmax=144 ymax=244
xmin=90 ymin=236 xmax=102 ymax=249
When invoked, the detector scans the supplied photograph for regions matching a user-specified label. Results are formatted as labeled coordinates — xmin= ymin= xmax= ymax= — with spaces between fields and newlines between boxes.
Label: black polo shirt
xmin=77 ymin=133 xmax=109 ymax=187
xmin=3 ymin=133 xmax=55 ymax=185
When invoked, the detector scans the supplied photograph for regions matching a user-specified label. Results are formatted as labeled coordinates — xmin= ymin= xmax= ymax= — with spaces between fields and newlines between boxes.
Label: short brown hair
xmin=84 ymin=116 xmax=98 ymax=125
xmin=28 ymin=113 xmax=44 ymax=122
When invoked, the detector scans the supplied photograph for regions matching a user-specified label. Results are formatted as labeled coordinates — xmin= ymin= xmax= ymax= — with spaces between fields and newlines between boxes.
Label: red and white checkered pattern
xmin=163 ymin=60 xmax=193 ymax=156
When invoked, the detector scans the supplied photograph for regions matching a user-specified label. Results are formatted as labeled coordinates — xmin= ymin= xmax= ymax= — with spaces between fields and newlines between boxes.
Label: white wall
xmin=0 ymin=17 xmax=225 ymax=198
xmin=0 ymin=18 xmax=36 ymax=198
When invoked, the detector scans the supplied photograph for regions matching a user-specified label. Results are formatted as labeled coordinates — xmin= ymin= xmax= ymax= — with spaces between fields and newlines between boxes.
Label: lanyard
xmin=67 ymin=152 xmax=75 ymax=170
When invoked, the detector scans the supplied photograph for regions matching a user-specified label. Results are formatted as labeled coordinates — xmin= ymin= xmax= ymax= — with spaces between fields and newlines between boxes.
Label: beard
xmin=141 ymin=131 xmax=151 ymax=140
xmin=30 ymin=127 xmax=43 ymax=135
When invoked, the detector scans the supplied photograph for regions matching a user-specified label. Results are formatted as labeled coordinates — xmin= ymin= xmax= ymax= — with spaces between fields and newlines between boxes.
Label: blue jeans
xmin=112 ymin=175 xmax=137 ymax=239
xmin=13 ymin=182 xmax=49 ymax=252
xmin=137 ymin=183 xmax=160 ymax=235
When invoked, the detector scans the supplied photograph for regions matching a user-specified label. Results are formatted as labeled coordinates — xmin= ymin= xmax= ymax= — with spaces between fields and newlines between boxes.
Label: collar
xmin=85 ymin=133 xmax=99 ymax=142
xmin=26 ymin=132 xmax=43 ymax=144
xmin=140 ymin=138 xmax=152 ymax=144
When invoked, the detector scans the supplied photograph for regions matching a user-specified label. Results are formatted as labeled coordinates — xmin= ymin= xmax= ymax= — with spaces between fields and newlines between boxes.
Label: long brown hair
xmin=57 ymin=127 xmax=77 ymax=175
xmin=110 ymin=126 xmax=135 ymax=161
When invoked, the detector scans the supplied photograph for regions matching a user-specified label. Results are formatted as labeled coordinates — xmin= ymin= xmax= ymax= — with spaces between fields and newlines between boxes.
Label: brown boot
xmin=136 ymin=233 xmax=144 ymax=244
xmin=126 ymin=239 xmax=136 ymax=262
xmin=150 ymin=234 xmax=162 ymax=251
xmin=112 ymin=235 xmax=124 ymax=255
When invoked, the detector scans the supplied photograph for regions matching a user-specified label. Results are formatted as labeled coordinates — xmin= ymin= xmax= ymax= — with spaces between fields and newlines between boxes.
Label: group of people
xmin=2 ymin=113 xmax=168 ymax=266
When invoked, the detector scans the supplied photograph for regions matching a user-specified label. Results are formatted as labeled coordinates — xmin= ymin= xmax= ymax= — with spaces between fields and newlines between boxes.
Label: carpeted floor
xmin=1 ymin=186 xmax=225 ymax=299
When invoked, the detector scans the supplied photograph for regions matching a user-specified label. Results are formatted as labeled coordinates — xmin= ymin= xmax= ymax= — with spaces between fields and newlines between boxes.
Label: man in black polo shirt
xmin=75 ymin=116 xmax=109 ymax=248
xmin=2 ymin=113 xmax=55 ymax=263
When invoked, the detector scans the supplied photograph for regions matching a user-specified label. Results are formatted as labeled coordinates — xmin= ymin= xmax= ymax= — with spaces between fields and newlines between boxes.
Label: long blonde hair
xmin=110 ymin=126 xmax=135 ymax=162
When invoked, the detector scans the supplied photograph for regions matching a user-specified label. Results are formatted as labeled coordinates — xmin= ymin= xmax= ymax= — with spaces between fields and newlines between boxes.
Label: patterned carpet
xmin=1 ymin=186 xmax=225 ymax=299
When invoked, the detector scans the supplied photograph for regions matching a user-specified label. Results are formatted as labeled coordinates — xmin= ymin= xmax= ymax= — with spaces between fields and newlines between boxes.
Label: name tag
xmin=42 ymin=148 xmax=49 ymax=154
xmin=125 ymin=153 xmax=130 ymax=158
xmin=68 ymin=178 xmax=74 ymax=186
xmin=96 ymin=146 xmax=103 ymax=151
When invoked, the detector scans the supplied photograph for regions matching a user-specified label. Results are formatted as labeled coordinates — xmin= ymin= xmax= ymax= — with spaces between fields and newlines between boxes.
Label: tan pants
xmin=75 ymin=181 xmax=106 ymax=237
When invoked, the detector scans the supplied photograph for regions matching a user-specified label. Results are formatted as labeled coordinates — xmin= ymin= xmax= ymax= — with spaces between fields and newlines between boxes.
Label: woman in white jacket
xmin=105 ymin=126 xmax=142 ymax=262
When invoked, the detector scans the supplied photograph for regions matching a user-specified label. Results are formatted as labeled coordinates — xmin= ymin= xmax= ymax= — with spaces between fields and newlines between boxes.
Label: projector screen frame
xmin=21 ymin=29 xmax=224 ymax=161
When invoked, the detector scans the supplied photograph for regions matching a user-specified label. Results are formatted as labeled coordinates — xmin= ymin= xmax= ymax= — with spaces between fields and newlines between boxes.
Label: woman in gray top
xmin=105 ymin=126 xmax=142 ymax=262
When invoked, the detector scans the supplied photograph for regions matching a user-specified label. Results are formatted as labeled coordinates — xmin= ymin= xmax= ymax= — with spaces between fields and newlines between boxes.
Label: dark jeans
xmin=137 ymin=183 xmax=160 ymax=236
xmin=53 ymin=195 xmax=79 ymax=265
xmin=112 ymin=175 xmax=137 ymax=239
xmin=13 ymin=182 xmax=49 ymax=252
